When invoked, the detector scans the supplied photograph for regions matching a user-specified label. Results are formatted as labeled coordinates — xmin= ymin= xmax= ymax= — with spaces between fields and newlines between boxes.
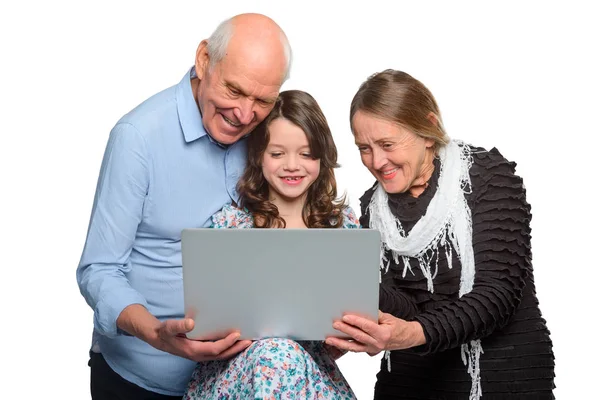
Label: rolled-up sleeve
xmin=77 ymin=123 xmax=150 ymax=338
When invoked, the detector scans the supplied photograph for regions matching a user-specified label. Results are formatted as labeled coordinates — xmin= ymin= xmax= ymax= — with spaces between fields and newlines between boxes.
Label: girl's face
xmin=261 ymin=118 xmax=321 ymax=203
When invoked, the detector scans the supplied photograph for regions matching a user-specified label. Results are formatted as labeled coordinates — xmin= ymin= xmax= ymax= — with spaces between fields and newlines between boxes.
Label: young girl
xmin=183 ymin=90 xmax=358 ymax=399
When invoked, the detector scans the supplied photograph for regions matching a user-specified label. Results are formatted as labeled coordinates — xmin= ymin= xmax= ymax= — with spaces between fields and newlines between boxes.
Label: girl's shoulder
xmin=340 ymin=206 xmax=360 ymax=229
xmin=210 ymin=203 xmax=254 ymax=229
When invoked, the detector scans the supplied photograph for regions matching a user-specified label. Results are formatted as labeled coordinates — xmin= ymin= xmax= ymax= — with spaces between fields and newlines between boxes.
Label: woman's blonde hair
xmin=350 ymin=69 xmax=449 ymax=150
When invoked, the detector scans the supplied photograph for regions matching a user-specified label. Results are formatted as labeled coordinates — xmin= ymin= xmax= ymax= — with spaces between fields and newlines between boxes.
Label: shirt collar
xmin=176 ymin=67 xmax=208 ymax=143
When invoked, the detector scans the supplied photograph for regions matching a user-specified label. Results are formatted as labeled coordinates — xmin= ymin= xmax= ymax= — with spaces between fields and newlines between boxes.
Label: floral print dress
xmin=183 ymin=204 xmax=360 ymax=400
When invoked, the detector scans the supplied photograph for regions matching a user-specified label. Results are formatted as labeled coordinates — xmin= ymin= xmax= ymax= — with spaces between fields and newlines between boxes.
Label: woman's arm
xmin=379 ymin=269 xmax=419 ymax=320
xmin=327 ymin=149 xmax=531 ymax=354
xmin=347 ymin=204 xmax=420 ymax=320
xmin=413 ymin=150 xmax=531 ymax=353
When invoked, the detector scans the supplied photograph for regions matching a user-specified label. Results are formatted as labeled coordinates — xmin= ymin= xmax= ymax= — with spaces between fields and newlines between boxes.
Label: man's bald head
xmin=206 ymin=13 xmax=291 ymax=83
xmin=193 ymin=14 xmax=292 ymax=144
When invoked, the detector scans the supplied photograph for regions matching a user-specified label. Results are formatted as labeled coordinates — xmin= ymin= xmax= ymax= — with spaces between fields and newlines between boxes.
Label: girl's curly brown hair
xmin=237 ymin=90 xmax=347 ymax=228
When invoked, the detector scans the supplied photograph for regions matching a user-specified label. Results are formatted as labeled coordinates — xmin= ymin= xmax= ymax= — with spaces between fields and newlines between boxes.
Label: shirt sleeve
xmin=414 ymin=150 xmax=531 ymax=354
xmin=76 ymin=123 xmax=150 ymax=338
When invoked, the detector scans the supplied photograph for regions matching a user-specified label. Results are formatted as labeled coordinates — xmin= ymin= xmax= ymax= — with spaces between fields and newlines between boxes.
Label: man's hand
xmin=325 ymin=311 xmax=426 ymax=354
xmin=150 ymin=318 xmax=252 ymax=362
xmin=117 ymin=304 xmax=252 ymax=362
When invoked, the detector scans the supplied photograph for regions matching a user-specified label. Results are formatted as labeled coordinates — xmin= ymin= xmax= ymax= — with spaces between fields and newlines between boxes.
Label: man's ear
xmin=195 ymin=40 xmax=210 ymax=79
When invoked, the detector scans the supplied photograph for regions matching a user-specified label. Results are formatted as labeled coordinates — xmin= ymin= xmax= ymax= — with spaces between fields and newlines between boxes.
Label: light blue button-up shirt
xmin=77 ymin=68 xmax=247 ymax=395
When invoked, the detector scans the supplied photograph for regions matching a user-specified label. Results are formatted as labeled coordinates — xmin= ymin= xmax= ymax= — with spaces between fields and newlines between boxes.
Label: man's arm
xmin=76 ymin=123 xmax=252 ymax=360
xmin=77 ymin=122 xmax=150 ymax=338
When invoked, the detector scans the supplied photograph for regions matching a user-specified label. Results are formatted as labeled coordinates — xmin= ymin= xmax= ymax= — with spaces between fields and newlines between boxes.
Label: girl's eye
xmin=270 ymin=152 xmax=283 ymax=158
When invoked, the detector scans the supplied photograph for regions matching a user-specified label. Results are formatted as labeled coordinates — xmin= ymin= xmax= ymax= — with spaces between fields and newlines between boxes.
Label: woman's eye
xmin=358 ymin=146 xmax=370 ymax=153
xmin=271 ymin=152 xmax=282 ymax=158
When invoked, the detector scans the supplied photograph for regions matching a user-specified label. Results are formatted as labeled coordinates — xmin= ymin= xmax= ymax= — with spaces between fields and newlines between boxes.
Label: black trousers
xmin=89 ymin=352 xmax=182 ymax=400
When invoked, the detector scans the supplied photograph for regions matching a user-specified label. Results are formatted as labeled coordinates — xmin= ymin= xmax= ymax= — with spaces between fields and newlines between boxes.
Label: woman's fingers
xmin=325 ymin=336 xmax=369 ymax=353
xmin=332 ymin=320 xmax=380 ymax=347
xmin=342 ymin=314 xmax=381 ymax=336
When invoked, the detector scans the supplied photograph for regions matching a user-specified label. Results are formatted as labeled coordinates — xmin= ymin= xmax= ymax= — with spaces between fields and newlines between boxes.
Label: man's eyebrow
xmin=224 ymin=80 xmax=277 ymax=103
xmin=260 ymin=96 xmax=278 ymax=104
xmin=224 ymin=80 xmax=245 ymax=94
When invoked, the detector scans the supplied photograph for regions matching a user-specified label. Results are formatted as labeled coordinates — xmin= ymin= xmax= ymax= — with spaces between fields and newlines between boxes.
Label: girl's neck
xmin=269 ymin=190 xmax=308 ymax=228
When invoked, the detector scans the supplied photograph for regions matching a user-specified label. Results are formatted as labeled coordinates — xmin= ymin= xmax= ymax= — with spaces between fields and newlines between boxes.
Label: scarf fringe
xmin=384 ymin=350 xmax=391 ymax=372
xmin=461 ymin=340 xmax=484 ymax=400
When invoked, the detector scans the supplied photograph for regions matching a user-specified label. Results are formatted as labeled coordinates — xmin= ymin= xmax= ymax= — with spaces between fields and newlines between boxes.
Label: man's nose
xmin=233 ymin=98 xmax=255 ymax=125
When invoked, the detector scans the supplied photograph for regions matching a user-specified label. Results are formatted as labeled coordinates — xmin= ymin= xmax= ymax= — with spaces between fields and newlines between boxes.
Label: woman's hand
xmin=325 ymin=311 xmax=426 ymax=355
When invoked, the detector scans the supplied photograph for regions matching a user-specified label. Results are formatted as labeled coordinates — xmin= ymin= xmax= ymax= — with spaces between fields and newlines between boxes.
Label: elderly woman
xmin=326 ymin=70 xmax=555 ymax=399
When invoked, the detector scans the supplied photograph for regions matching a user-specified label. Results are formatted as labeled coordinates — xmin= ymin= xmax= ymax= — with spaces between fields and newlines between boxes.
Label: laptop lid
xmin=182 ymin=228 xmax=380 ymax=341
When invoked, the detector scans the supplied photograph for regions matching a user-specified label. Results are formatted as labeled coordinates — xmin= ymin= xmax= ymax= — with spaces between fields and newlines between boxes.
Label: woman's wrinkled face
xmin=352 ymin=110 xmax=434 ymax=194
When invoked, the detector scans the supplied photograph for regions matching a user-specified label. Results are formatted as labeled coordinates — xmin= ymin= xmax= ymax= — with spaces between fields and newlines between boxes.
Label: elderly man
xmin=77 ymin=13 xmax=291 ymax=399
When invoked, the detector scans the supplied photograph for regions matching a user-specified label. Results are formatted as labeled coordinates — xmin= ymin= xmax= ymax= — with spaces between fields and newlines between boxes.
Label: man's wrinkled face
xmin=195 ymin=42 xmax=285 ymax=145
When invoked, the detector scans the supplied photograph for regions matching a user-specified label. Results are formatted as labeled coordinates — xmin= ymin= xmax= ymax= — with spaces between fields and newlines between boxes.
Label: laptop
xmin=181 ymin=228 xmax=381 ymax=341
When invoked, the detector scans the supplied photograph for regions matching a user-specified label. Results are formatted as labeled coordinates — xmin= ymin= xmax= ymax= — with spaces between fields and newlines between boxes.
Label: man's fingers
xmin=204 ymin=331 xmax=241 ymax=355
xmin=215 ymin=340 xmax=253 ymax=360
xmin=160 ymin=318 xmax=194 ymax=338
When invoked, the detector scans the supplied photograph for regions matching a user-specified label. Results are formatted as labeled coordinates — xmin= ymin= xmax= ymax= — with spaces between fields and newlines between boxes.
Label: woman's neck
xmin=269 ymin=190 xmax=308 ymax=228
xmin=409 ymin=147 xmax=436 ymax=198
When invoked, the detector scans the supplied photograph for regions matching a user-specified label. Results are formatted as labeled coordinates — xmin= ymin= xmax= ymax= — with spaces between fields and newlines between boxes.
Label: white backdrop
xmin=1 ymin=1 xmax=598 ymax=398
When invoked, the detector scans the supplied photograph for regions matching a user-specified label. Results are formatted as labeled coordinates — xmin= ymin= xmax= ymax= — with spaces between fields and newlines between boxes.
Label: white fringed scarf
xmin=368 ymin=140 xmax=484 ymax=399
